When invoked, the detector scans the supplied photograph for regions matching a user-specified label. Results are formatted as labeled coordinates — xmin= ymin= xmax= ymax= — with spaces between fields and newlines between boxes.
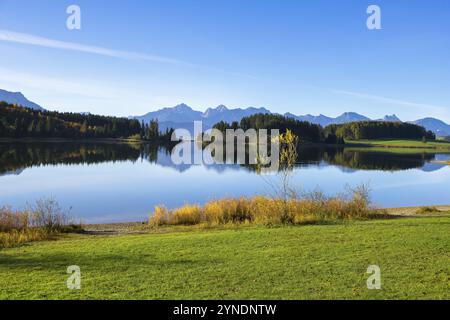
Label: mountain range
xmin=0 ymin=88 xmax=449 ymax=137
xmin=411 ymin=118 xmax=450 ymax=137
xmin=0 ymin=89 xmax=45 ymax=111
xmin=133 ymin=103 xmax=272 ymax=130
xmin=133 ymin=104 xmax=450 ymax=137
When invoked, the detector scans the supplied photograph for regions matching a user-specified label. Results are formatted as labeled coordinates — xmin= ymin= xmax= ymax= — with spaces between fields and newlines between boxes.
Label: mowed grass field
xmin=0 ymin=216 xmax=449 ymax=300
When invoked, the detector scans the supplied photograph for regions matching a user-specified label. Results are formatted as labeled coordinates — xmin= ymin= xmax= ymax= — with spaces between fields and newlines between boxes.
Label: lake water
xmin=1 ymin=141 xmax=450 ymax=223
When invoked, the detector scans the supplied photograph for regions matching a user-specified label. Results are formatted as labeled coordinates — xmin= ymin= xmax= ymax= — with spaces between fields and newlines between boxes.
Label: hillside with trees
xmin=324 ymin=121 xmax=436 ymax=141
xmin=1 ymin=104 xmax=438 ymax=143
xmin=214 ymin=113 xmax=324 ymax=143
xmin=212 ymin=114 xmax=437 ymax=144
xmin=0 ymin=102 xmax=173 ymax=141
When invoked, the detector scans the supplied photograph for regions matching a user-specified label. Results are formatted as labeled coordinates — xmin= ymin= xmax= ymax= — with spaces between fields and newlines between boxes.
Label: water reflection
xmin=1 ymin=142 xmax=449 ymax=223
xmin=0 ymin=142 xmax=447 ymax=175
xmin=0 ymin=142 xmax=156 ymax=175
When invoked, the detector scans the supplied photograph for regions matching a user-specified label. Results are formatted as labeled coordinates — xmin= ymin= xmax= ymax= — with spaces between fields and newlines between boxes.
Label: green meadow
xmin=1 ymin=216 xmax=449 ymax=300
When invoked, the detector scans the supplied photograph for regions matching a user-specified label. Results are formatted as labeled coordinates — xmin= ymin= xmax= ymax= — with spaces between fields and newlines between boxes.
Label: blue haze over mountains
xmin=133 ymin=103 xmax=450 ymax=137
xmin=0 ymin=89 xmax=449 ymax=137
xmin=0 ymin=89 xmax=45 ymax=111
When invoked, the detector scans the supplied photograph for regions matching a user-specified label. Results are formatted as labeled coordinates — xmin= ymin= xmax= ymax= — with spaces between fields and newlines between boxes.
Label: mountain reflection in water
xmin=0 ymin=141 xmax=446 ymax=175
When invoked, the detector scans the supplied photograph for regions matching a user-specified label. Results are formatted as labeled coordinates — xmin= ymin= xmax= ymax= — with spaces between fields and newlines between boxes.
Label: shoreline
xmin=2 ymin=138 xmax=449 ymax=150
xmin=3 ymin=215 xmax=449 ymax=300
xmin=81 ymin=204 xmax=450 ymax=234
xmin=0 ymin=137 xmax=178 ymax=147
xmin=2 ymin=137 xmax=450 ymax=151
xmin=0 ymin=137 xmax=144 ymax=144
xmin=431 ymin=160 xmax=450 ymax=165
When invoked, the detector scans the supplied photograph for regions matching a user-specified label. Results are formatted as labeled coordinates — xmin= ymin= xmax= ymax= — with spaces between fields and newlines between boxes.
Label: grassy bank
xmin=0 ymin=216 xmax=448 ymax=300
xmin=346 ymin=139 xmax=450 ymax=150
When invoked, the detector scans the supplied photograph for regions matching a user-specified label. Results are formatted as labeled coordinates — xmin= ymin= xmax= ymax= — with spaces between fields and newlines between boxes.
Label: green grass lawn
xmin=346 ymin=139 xmax=450 ymax=150
xmin=1 ymin=217 xmax=449 ymax=300
xmin=345 ymin=146 xmax=450 ymax=155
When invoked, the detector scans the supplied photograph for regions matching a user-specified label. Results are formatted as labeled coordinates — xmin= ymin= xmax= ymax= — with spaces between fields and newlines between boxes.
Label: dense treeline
xmin=0 ymin=102 xmax=141 ymax=139
xmin=325 ymin=121 xmax=436 ymax=141
xmin=0 ymin=102 xmax=173 ymax=141
xmin=214 ymin=114 xmax=324 ymax=143
xmin=213 ymin=114 xmax=437 ymax=144
xmin=140 ymin=119 xmax=174 ymax=142
xmin=2 ymin=103 xmax=437 ymax=142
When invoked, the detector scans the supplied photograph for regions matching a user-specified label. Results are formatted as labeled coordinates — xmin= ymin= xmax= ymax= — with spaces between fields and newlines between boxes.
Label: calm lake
xmin=1 ymin=141 xmax=450 ymax=223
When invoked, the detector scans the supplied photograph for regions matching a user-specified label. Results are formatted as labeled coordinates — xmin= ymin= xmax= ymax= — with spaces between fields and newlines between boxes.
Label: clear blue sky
xmin=0 ymin=0 xmax=449 ymax=121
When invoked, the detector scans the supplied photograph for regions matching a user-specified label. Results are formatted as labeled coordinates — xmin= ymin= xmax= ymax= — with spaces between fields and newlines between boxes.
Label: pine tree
xmin=140 ymin=121 xmax=146 ymax=139
xmin=45 ymin=117 xmax=52 ymax=135
xmin=27 ymin=120 xmax=36 ymax=135
xmin=112 ymin=120 xmax=118 ymax=137
xmin=0 ymin=119 xmax=5 ymax=136
xmin=36 ymin=118 xmax=45 ymax=136
xmin=80 ymin=120 xmax=88 ymax=136
xmin=149 ymin=119 xmax=159 ymax=140
xmin=14 ymin=118 xmax=21 ymax=137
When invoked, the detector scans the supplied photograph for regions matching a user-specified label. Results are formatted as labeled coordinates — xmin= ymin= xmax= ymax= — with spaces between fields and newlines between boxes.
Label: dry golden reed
xmin=0 ymin=199 xmax=76 ymax=248
xmin=149 ymin=187 xmax=388 ymax=227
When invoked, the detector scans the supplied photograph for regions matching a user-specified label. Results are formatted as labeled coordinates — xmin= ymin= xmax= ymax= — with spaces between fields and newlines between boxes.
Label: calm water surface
xmin=1 ymin=142 xmax=450 ymax=223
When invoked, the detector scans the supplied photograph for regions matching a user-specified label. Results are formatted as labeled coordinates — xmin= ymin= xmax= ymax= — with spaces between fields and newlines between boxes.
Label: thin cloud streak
xmin=0 ymin=29 xmax=257 ymax=79
xmin=0 ymin=29 xmax=187 ymax=65
xmin=0 ymin=67 xmax=121 ymax=100
xmin=333 ymin=89 xmax=448 ymax=114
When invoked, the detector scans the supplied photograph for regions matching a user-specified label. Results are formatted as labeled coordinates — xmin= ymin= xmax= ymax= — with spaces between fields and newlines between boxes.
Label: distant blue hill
xmin=0 ymin=89 xmax=45 ymax=111
xmin=133 ymin=104 xmax=271 ymax=132
xmin=376 ymin=114 xmax=402 ymax=122
xmin=133 ymin=105 xmax=380 ymax=129
xmin=411 ymin=118 xmax=450 ymax=137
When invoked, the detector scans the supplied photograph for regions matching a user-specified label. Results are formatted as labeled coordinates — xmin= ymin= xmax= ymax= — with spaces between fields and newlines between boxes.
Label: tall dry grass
xmin=0 ymin=199 xmax=78 ymax=248
xmin=149 ymin=186 xmax=389 ymax=227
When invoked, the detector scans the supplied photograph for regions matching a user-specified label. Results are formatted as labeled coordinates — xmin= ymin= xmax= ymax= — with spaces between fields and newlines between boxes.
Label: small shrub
xmin=128 ymin=134 xmax=141 ymax=140
xmin=0 ymin=199 xmax=76 ymax=248
xmin=0 ymin=229 xmax=50 ymax=248
xmin=29 ymin=198 xmax=71 ymax=231
xmin=170 ymin=205 xmax=203 ymax=225
xmin=250 ymin=197 xmax=283 ymax=225
xmin=0 ymin=207 xmax=30 ymax=232
xmin=204 ymin=201 xmax=225 ymax=225
xmin=149 ymin=206 xmax=169 ymax=227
